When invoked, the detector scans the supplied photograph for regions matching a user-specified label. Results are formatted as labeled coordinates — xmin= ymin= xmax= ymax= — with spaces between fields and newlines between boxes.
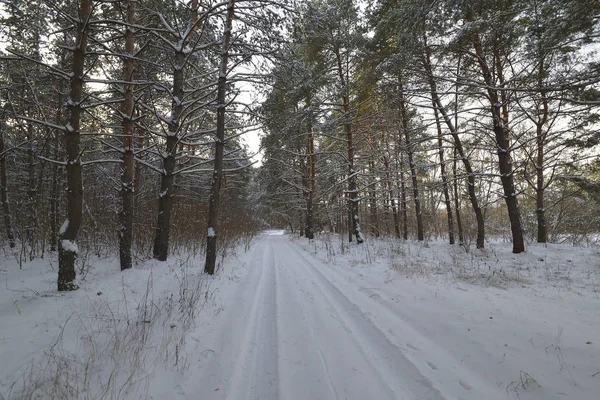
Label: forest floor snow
xmin=1 ymin=233 xmax=599 ymax=399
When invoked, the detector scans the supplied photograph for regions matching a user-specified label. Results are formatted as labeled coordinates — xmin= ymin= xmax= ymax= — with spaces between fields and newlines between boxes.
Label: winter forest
xmin=1 ymin=0 xmax=600 ymax=399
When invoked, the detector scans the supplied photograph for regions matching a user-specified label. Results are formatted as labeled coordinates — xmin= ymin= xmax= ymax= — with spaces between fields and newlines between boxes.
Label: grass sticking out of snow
xmin=1 ymin=255 xmax=217 ymax=400
xmin=293 ymin=234 xmax=600 ymax=293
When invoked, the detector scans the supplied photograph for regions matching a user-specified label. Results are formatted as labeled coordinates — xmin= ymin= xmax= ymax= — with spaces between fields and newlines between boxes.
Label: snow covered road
xmin=3 ymin=234 xmax=598 ymax=399
xmin=185 ymin=236 xmax=442 ymax=399
xmin=178 ymin=235 xmax=600 ymax=400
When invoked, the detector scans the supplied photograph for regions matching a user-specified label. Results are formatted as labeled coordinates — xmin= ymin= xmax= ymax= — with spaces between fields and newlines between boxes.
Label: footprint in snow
xmin=406 ymin=343 xmax=420 ymax=351
xmin=458 ymin=380 xmax=472 ymax=390
xmin=426 ymin=361 xmax=438 ymax=370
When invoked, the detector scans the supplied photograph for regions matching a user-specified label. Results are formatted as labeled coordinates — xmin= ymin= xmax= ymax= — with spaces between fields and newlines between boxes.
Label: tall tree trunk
xmin=58 ymin=0 xmax=92 ymax=291
xmin=26 ymin=118 xmax=37 ymax=256
xmin=334 ymin=46 xmax=363 ymax=244
xmin=153 ymin=3 xmax=196 ymax=261
xmin=433 ymin=109 xmax=454 ymax=245
xmin=119 ymin=0 xmax=136 ymax=269
xmin=36 ymin=131 xmax=50 ymax=258
xmin=368 ymin=158 xmax=379 ymax=237
xmin=50 ymin=65 xmax=65 ymax=253
xmin=152 ymin=134 xmax=177 ymax=260
xmin=453 ymin=59 xmax=465 ymax=245
xmin=384 ymin=155 xmax=400 ymax=238
xmin=368 ymin=133 xmax=379 ymax=237
xmin=205 ymin=0 xmax=236 ymax=274
xmin=304 ymin=97 xmax=315 ymax=240
xmin=398 ymin=73 xmax=423 ymax=241
xmin=399 ymin=149 xmax=409 ymax=240
xmin=424 ymin=53 xmax=484 ymax=248
xmin=469 ymin=25 xmax=524 ymax=253
xmin=535 ymin=58 xmax=549 ymax=243
xmin=423 ymin=40 xmax=454 ymax=244
xmin=298 ymin=155 xmax=306 ymax=238
xmin=431 ymin=94 xmax=484 ymax=249
xmin=49 ymin=130 xmax=60 ymax=252
xmin=453 ymin=146 xmax=464 ymax=245
xmin=0 ymin=116 xmax=16 ymax=248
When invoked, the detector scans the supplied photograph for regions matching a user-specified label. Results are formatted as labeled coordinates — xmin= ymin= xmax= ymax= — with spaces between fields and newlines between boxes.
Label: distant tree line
xmin=257 ymin=0 xmax=600 ymax=250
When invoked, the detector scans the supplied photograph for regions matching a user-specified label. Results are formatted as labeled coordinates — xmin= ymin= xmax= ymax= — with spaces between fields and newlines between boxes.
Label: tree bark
xmin=453 ymin=147 xmax=464 ymax=245
xmin=26 ymin=118 xmax=37 ymax=255
xmin=304 ymin=97 xmax=315 ymax=240
xmin=399 ymin=147 xmax=409 ymax=240
xmin=384 ymin=155 xmax=400 ymax=238
xmin=152 ymin=134 xmax=177 ymax=260
xmin=469 ymin=25 xmax=524 ymax=253
xmin=423 ymin=49 xmax=484 ymax=248
xmin=0 ymin=114 xmax=16 ymax=248
xmin=58 ymin=0 xmax=92 ymax=291
xmin=50 ymin=53 xmax=65 ymax=253
xmin=453 ymin=59 xmax=465 ymax=245
xmin=431 ymin=94 xmax=485 ymax=249
xmin=423 ymin=40 xmax=454 ymax=244
xmin=535 ymin=58 xmax=549 ymax=243
xmin=205 ymin=0 xmax=236 ymax=274
xmin=368 ymin=139 xmax=379 ymax=237
xmin=119 ymin=0 xmax=136 ymax=269
xmin=398 ymin=73 xmax=423 ymax=241
xmin=49 ymin=130 xmax=60 ymax=252
xmin=153 ymin=4 xmax=195 ymax=261
xmin=433 ymin=108 xmax=454 ymax=244
xmin=334 ymin=46 xmax=363 ymax=244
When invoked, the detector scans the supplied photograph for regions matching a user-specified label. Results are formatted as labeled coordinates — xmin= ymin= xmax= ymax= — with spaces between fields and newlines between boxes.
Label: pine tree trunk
xmin=398 ymin=73 xmax=423 ymax=241
xmin=153 ymin=8 xmax=192 ymax=261
xmin=424 ymin=40 xmax=454 ymax=244
xmin=152 ymin=135 xmax=176 ymax=261
xmin=424 ymin=49 xmax=484 ymax=248
xmin=305 ymin=98 xmax=315 ymax=240
xmin=49 ymin=130 xmax=60 ymax=252
xmin=0 ymin=117 xmax=16 ymax=248
xmin=50 ymin=68 xmax=66 ymax=251
xmin=58 ymin=0 xmax=92 ymax=291
xmin=384 ymin=155 xmax=400 ymax=238
xmin=205 ymin=0 xmax=236 ymax=274
xmin=431 ymin=95 xmax=484 ymax=249
xmin=535 ymin=59 xmax=549 ymax=243
xmin=470 ymin=27 xmax=524 ymax=253
xmin=399 ymin=150 xmax=409 ymax=240
xmin=334 ymin=46 xmax=363 ymax=244
xmin=26 ymin=119 xmax=37 ymax=256
xmin=433 ymin=105 xmax=454 ymax=245
xmin=36 ymin=131 xmax=49 ymax=258
xmin=453 ymin=147 xmax=464 ymax=245
xmin=452 ymin=60 xmax=465 ymax=246
xmin=119 ymin=0 xmax=136 ymax=270
xmin=369 ymin=157 xmax=379 ymax=237
xmin=536 ymin=149 xmax=546 ymax=243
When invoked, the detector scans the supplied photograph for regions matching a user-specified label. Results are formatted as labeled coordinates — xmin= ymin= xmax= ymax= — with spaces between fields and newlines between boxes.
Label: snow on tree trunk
xmin=205 ymin=0 xmax=236 ymax=274
xmin=119 ymin=0 xmax=136 ymax=270
xmin=58 ymin=0 xmax=92 ymax=291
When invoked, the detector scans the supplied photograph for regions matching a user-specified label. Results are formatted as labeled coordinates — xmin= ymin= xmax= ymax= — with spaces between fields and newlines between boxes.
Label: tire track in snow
xmin=289 ymin=241 xmax=491 ymax=399
xmin=225 ymin=239 xmax=280 ymax=400
xmin=272 ymin=242 xmax=341 ymax=400
xmin=278 ymin=237 xmax=448 ymax=400
xmin=274 ymin=243 xmax=397 ymax=399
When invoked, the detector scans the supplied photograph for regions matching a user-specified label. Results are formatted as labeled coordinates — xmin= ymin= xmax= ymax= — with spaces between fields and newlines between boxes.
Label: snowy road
xmin=210 ymin=236 xmax=446 ymax=400
xmin=2 ymin=234 xmax=599 ymax=399
xmin=182 ymin=236 xmax=500 ymax=400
